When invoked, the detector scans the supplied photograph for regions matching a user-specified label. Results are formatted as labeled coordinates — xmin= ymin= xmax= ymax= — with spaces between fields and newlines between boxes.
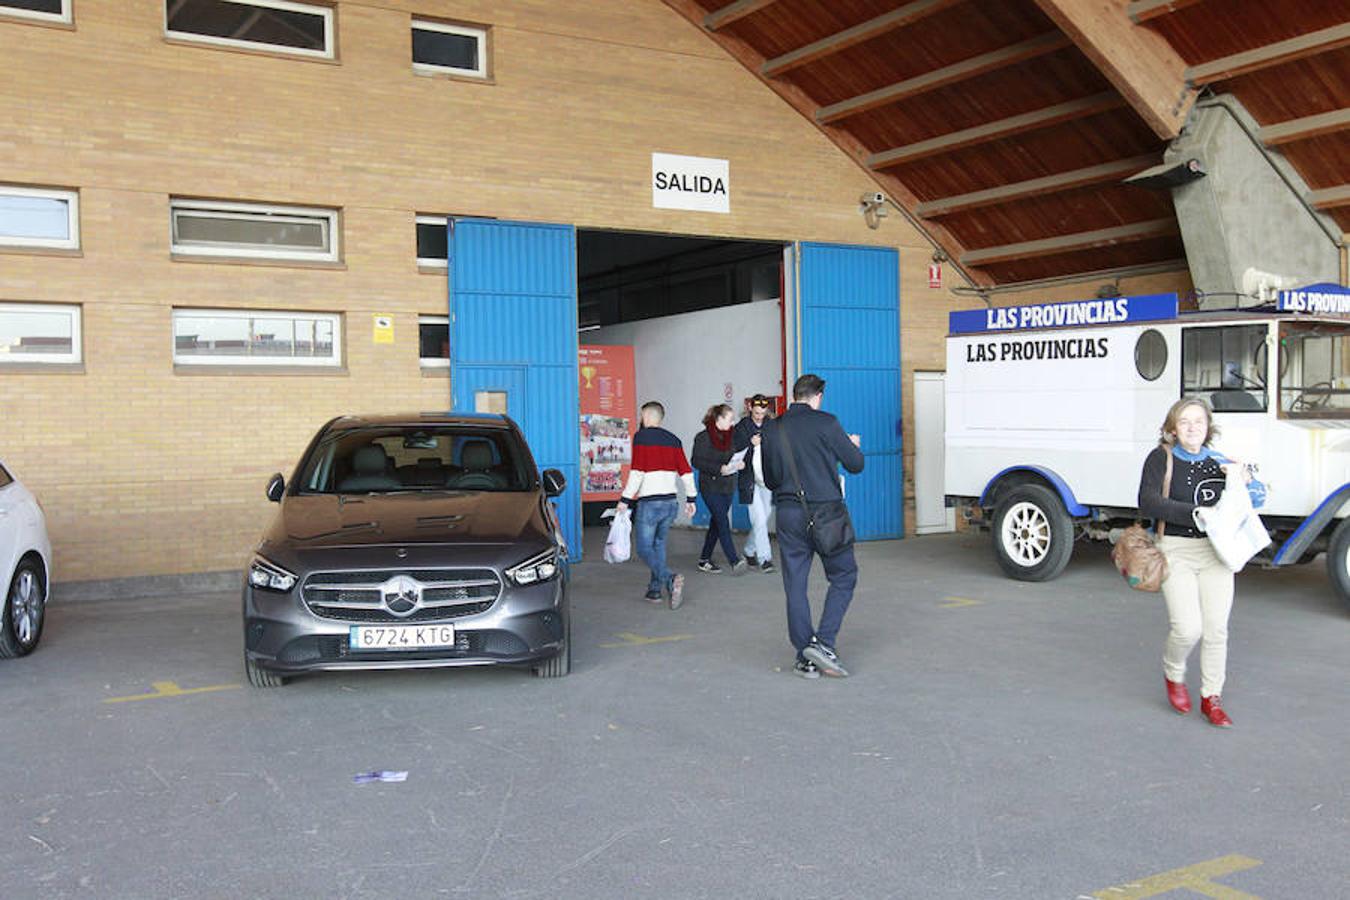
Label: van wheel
xmin=1328 ymin=518 xmax=1350 ymax=608
xmin=0 ymin=559 xmax=45 ymax=658
xmin=992 ymin=484 xmax=1075 ymax=582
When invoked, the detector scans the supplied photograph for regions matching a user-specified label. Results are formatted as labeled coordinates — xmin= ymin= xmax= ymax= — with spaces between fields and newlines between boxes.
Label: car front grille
xmin=301 ymin=568 xmax=501 ymax=623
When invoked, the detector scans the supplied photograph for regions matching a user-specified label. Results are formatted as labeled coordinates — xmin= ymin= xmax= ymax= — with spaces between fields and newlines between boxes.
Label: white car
xmin=0 ymin=459 xmax=51 ymax=657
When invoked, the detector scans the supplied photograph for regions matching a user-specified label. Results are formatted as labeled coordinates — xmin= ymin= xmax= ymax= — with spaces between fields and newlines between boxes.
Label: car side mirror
xmin=266 ymin=473 xmax=286 ymax=503
xmin=542 ymin=468 xmax=566 ymax=498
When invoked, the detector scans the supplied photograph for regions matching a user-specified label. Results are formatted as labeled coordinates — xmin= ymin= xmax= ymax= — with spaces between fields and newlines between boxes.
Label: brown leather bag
xmin=1112 ymin=450 xmax=1173 ymax=592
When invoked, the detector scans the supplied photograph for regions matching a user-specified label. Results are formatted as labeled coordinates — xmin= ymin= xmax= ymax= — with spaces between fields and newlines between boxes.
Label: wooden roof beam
xmin=704 ymin=0 xmax=781 ymax=32
xmin=1259 ymin=108 xmax=1350 ymax=146
xmin=1308 ymin=185 xmax=1350 ymax=212
xmin=660 ymin=0 xmax=991 ymax=288
xmin=760 ymin=0 xmax=965 ymax=78
xmin=915 ymin=154 xmax=1158 ymax=218
xmin=961 ymin=219 xmax=1179 ymax=266
xmin=816 ymin=33 xmax=1072 ymax=125
xmin=868 ymin=92 xmax=1125 ymax=169
xmin=1187 ymin=22 xmax=1350 ymax=85
xmin=1032 ymin=0 xmax=1196 ymax=141
xmin=1127 ymin=0 xmax=1204 ymax=24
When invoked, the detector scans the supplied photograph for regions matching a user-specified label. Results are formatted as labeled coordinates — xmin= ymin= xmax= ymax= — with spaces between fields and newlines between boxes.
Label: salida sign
xmin=652 ymin=152 xmax=729 ymax=214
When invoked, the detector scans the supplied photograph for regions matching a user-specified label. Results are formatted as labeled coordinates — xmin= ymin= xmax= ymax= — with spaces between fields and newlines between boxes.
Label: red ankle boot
xmin=1200 ymin=696 xmax=1232 ymax=728
xmin=1165 ymin=679 xmax=1191 ymax=714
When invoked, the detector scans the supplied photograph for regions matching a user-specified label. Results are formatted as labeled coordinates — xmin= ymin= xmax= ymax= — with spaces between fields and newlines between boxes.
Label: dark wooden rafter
xmin=960 ymin=219 xmax=1178 ymax=266
xmin=915 ymin=155 xmax=1158 ymax=217
xmin=1258 ymin=108 xmax=1350 ymax=146
xmin=704 ymin=0 xmax=781 ymax=32
xmin=660 ymin=0 xmax=992 ymax=287
xmin=1308 ymin=185 xmax=1350 ymax=211
xmin=816 ymin=33 xmax=1072 ymax=125
xmin=1032 ymin=0 xmax=1195 ymax=140
xmin=1126 ymin=0 xmax=1204 ymax=25
xmin=868 ymin=93 xmax=1125 ymax=169
xmin=1187 ymin=23 xmax=1350 ymax=85
xmin=760 ymin=0 xmax=965 ymax=78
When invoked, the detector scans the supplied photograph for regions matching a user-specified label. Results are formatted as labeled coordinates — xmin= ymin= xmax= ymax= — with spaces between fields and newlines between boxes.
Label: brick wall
xmin=0 ymin=1 xmax=1189 ymax=580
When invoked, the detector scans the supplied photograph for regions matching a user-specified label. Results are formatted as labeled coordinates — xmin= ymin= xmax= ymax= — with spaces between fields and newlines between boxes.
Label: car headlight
xmin=248 ymin=556 xmax=298 ymax=592
xmin=506 ymin=548 xmax=559 ymax=586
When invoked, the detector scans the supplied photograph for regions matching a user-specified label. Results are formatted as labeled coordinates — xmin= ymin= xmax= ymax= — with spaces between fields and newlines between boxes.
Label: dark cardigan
xmin=1137 ymin=444 xmax=1228 ymax=539
xmin=691 ymin=428 xmax=738 ymax=495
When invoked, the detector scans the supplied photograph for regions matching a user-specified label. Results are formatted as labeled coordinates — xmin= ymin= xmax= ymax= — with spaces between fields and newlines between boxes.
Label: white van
xmin=943 ymin=287 xmax=1350 ymax=607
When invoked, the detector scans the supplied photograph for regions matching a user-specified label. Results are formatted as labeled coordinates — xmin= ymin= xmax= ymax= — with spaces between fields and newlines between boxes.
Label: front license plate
xmin=348 ymin=624 xmax=456 ymax=651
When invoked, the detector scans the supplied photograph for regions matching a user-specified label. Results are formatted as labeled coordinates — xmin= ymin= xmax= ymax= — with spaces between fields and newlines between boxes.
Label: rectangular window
xmin=419 ymin=315 xmax=449 ymax=368
xmin=173 ymin=308 xmax=341 ymax=367
xmin=0 ymin=185 xmax=79 ymax=250
xmin=0 ymin=302 xmax=82 ymax=365
xmin=1278 ymin=321 xmax=1350 ymax=418
xmin=1181 ymin=325 xmax=1268 ymax=412
xmin=171 ymin=199 xmax=338 ymax=262
xmin=165 ymin=0 xmax=333 ymax=60
xmin=416 ymin=215 xmax=448 ymax=267
xmin=0 ymin=0 xmax=70 ymax=25
xmin=411 ymin=19 xmax=487 ymax=78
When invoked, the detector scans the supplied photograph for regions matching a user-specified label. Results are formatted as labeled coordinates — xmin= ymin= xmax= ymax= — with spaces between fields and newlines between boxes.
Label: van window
xmin=1181 ymin=325 xmax=1267 ymax=412
xmin=1279 ymin=322 xmax=1350 ymax=417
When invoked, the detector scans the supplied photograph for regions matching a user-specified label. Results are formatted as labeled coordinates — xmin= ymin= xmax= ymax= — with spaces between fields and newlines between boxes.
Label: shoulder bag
xmin=777 ymin=419 xmax=855 ymax=557
xmin=1111 ymin=449 xmax=1172 ymax=592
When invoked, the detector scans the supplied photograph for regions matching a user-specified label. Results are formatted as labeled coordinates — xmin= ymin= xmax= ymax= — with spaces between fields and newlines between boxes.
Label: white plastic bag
xmin=603 ymin=505 xmax=632 ymax=564
xmin=1193 ymin=466 xmax=1271 ymax=572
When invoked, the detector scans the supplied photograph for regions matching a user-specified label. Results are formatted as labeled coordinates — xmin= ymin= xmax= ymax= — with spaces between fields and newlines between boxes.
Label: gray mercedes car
xmin=242 ymin=412 xmax=570 ymax=687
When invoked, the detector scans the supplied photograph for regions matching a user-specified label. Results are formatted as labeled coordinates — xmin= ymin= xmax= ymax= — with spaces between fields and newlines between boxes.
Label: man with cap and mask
xmin=733 ymin=393 xmax=776 ymax=573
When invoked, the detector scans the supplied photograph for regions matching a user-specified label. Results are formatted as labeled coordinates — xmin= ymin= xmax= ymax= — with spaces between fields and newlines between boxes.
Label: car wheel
xmin=1327 ymin=517 xmax=1350 ymax=610
xmin=992 ymin=483 xmax=1075 ymax=582
xmin=0 ymin=558 xmax=45 ymax=658
xmin=245 ymin=654 xmax=287 ymax=688
xmin=532 ymin=605 xmax=571 ymax=678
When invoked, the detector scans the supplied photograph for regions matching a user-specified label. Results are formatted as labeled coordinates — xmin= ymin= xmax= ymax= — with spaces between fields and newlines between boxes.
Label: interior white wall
xmin=591 ymin=297 xmax=783 ymax=466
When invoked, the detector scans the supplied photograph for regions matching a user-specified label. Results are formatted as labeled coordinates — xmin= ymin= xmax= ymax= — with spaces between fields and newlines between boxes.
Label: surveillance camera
xmin=860 ymin=191 xmax=886 ymax=206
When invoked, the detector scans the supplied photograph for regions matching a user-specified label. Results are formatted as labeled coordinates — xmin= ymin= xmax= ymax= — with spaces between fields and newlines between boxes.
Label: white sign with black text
xmin=652 ymin=152 xmax=730 ymax=214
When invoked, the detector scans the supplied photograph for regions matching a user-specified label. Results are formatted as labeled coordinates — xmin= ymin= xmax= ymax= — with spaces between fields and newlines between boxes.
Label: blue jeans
xmin=775 ymin=501 xmax=858 ymax=657
xmin=700 ymin=490 xmax=740 ymax=564
xmin=633 ymin=498 xmax=679 ymax=594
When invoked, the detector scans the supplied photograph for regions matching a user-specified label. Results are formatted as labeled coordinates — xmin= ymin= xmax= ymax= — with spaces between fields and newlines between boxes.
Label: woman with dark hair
xmin=1137 ymin=396 xmax=1257 ymax=728
xmin=691 ymin=404 xmax=747 ymax=574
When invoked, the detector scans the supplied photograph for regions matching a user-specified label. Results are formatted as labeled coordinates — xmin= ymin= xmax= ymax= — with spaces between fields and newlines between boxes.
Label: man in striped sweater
xmin=617 ymin=401 xmax=698 ymax=610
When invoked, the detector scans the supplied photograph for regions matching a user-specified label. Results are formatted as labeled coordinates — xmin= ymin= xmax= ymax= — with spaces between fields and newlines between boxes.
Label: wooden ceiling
xmin=663 ymin=0 xmax=1350 ymax=289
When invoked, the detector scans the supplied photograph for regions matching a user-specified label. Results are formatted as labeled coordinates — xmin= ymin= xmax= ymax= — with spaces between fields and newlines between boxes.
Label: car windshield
xmin=297 ymin=425 xmax=534 ymax=493
xmin=1279 ymin=321 xmax=1350 ymax=418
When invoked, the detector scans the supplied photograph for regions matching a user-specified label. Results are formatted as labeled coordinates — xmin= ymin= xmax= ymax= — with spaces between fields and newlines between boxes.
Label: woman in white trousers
xmin=1136 ymin=397 xmax=1251 ymax=728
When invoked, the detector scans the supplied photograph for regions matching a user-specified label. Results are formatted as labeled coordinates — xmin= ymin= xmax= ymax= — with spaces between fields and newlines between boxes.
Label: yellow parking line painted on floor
xmin=599 ymin=632 xmax=695 ymax=648
xmin=104 ymin=681 xmax=242 ymax=704
xmin=1091 ymin=854 xmax=1263 ymax=899
xmin=940 ymin=596 xmax=984 ymax=608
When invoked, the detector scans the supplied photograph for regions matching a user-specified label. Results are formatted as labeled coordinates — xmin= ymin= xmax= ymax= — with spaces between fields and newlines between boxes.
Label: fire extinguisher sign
xmin=928 ymin=263 xmax=942 ymax=289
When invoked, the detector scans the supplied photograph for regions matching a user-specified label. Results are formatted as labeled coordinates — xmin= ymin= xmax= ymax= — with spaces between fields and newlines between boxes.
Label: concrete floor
xmin=4 ymin=528 xmax=1346 ymax=899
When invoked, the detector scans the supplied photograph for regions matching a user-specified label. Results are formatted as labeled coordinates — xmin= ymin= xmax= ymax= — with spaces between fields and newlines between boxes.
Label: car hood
xmin=266 ymin=492 xmax=550 ymax=548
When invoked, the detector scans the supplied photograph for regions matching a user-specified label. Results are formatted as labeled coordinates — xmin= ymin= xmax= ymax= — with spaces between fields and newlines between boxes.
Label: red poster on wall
xmin=579 ymin=345 xmax=636 ymax=502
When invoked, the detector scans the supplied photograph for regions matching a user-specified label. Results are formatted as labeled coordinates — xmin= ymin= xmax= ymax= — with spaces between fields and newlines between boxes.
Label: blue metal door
xmin=449 ymin=218 xmax=582 ymax=560
xmin=798 ymin=242 xmax=903 ymax=540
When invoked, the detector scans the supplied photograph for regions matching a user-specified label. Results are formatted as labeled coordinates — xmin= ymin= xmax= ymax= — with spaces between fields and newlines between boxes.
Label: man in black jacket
xmin=762 ymin=374 xmax=865 ymax=678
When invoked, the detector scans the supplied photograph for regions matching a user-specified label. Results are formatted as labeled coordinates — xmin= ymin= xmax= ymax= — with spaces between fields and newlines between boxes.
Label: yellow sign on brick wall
xmin=373 ymin=315 xmax=394 ymax=344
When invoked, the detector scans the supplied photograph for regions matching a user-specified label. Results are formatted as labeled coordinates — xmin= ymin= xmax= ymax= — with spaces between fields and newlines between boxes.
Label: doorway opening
xmin=575 ymin=229 xmax=789 ymax=527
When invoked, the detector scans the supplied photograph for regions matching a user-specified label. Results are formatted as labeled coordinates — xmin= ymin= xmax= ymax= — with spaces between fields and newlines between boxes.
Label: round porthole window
xmin=1134 ymin=329 xmax=1167 ymax=381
